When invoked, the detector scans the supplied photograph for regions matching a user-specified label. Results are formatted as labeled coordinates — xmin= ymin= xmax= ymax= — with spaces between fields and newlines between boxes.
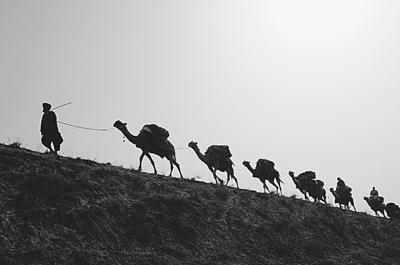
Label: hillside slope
xmin=1 ymin=144 xmax=400 ymax=265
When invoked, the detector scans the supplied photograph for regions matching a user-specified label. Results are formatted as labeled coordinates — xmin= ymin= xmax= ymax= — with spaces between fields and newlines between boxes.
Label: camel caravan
xmin=39 ymin=103 xmax=399 ymax=219
xmin=111 ymin=120 xmax=400 ymax=220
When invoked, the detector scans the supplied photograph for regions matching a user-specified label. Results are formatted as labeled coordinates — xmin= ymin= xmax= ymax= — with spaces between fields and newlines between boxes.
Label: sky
xmin=1 ymin=0 xmax=400 ymax=214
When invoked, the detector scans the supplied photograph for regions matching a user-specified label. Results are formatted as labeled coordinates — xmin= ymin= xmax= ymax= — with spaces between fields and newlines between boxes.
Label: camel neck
xmin=290 ymin=174 xmax=299 ymax=185
xmin=244 ymin=164 xmax=255 ymax=174
xmin=118 ymin=128 xmax=137 ymax=144
xmin=191 ymin=147 xmax=208 ymax=163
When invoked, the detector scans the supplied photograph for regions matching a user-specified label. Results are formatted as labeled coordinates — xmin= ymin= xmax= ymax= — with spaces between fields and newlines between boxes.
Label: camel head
xmin=329 ymin=188 xmax=335 ymax=193
xmin=188 ymin=141 xmax=198 ymax=150
xmin=363 ymin=196 xmax=369 ymax=202
xmin=113 ymin=120 xmax=127 ymax=130
xmin=288 ymin=171 xmax=302 ymax=190
xmin=242 ymin=161 xmax=250 ymax=167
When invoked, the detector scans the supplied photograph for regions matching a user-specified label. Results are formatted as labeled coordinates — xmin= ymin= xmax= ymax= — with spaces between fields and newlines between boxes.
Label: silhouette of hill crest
xmin=1 ymin=144 xmax=400 ymax=265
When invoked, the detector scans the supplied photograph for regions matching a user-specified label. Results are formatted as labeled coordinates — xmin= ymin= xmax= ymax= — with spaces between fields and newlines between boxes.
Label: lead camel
xmin=113 ymin=120 xmax=183 ymax=178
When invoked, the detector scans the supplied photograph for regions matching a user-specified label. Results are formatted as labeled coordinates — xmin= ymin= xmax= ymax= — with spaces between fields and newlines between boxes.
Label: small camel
xmin=289 ymin=171 xmax=326 ymax=203
xmin=242 ymin=159 xmax=282 ymax=195
xmin=329 ymin=188 xmax=356 ymax=211
xmin=289 ymin=171 xmax=309 ymax=200
xmin=385 ymin=203 xmax=400 ymax=220
xmin=113 ymin=120 xmax=183 ymax=178
xmin=188 ymin=141 xmax=238 ymax=188
xmin=364 ymin=196 xmax=386 ymax=217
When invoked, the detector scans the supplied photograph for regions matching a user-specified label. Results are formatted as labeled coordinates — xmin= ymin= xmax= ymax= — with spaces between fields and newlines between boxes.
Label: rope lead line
xmin=58 ymin=121 xmax=112 ymax=131
xmin=51 ymin=102 xmax=72 ymax=111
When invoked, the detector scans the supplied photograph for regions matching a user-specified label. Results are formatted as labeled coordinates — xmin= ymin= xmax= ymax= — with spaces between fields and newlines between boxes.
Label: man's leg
xmin=52 ymin=136 xmax=61 ymax=154
xmin=53 ymin=132 xmax=63 ymax=155
xmin=41 ymin=135 xmax=54 ymax=153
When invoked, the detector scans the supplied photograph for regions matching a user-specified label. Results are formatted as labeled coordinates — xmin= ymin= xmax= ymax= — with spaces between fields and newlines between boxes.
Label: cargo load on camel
xmin=205 ymin=145 xmax=232 ymax=160
xmin=298 ymin=171 xmax=316 ymax=181
xmin=139 ymin=124 xmax=170 ymax=140
xmin=256 ymin=159 xmax=275 ymax=169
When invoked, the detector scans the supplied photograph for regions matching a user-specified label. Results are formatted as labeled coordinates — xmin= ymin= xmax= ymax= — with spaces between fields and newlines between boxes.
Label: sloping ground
xmin=0 ymin=144 xmax=400 ymax=265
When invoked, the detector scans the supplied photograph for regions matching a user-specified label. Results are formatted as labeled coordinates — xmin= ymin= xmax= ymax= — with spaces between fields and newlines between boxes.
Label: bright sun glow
xmin=250 ymin=1 xmax=377 ymax=51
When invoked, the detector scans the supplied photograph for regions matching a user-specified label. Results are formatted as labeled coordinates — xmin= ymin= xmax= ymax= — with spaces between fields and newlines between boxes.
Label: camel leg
xmin=213 ymin=168 xmax=224 ymax=185
xmin=230 ymin=173 xmax=239 ymax=189
xmin=261 ymin=180 xmax=268 ymax=193
xmin=277 ymin=180 xmax=283 ymax=195
xmin=208 ymin=166 xmax=218 ymax=184
xmin=145 ymin=152 xmax=157 ymax=174
xmin=138 ymin=152 xmax=145 ymax=172
xmin=303 ymin=191 xmax=309 ymax=201
xmin=208 ymin=166 xmax=218 ymax=185
xmin=269 ymin=180 xmax=279 ymax=194
xmin=264 ymin=182 xmax=271 ymax=193
xmin=225 ymin=172 xmax=231 ymax=186
xmin=169 ymin=161 xmax=174 ymax=177
xmin=208 ymin=166 xmax=222 ymax=185
xmin=227 ymin=168 xmax=238 ymax=188
xmin=172 ymin=160 xmax=184 ymax=178
xmin=381 ymin=210 xmax=387 ymax=218
xmin=351 ymin=201 xmax=356 ymax=211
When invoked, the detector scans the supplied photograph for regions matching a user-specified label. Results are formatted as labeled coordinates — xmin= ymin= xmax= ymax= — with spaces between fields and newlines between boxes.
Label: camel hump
xmin=256 ymin=159 xmax=275 ymax=169
xmin=337 ymin=186 xmax=352 ymax=197
xmin=315 ymin=179 xmax=324 ymax=187
xmin=140 ymin=124 xmax=169 ymax=139
xmin=206 ymin=145 xmax=232 ymax=159
xmin=386 ymin=203 xmax=400 ymax=219
xmin=370 ymin=195 xmax=384 ymax=205
xmin=298 ymin=171 xmax=316 ymax=180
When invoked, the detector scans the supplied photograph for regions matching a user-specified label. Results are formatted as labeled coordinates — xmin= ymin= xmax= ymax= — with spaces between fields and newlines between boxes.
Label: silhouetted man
xmin=40 ymin=103 xmax=63 ymax=154
xmin=369 ymin=186 xmax=383 ymax=204
xmin=336 ymin=177 xmax=352 ymax=200
xmin=370 ymin=187 xmax=378 ymax=197
xmin=336 ymin=177 xmax=346 ymax=189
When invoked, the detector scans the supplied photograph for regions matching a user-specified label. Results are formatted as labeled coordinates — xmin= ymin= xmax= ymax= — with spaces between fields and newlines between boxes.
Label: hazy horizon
xmin=1 ymin=0 xmax=400 ymax=214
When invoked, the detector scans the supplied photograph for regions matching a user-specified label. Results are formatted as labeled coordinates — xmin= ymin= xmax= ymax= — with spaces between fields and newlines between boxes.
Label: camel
xmin=385 ymin=203 xmax=400 ymax=220
xmin=364 ymin=197 xmax=386 ymax=217
xmin=329 ymin=188 xmax=356 ymax=211
xmin=289 ymin=171 xmax=309 ymax=200
xmin=113 ymin=120 xmax=183 ymax=178
xmin=307 ymin=180 xmax=327 ymax=204
xmin=242 ymin=159 xmax=282 ymax=195
xmin=289 ymin=171 xmax=326 ymax=203
xmin=188 ymin=141 xmax=238 ymax=188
